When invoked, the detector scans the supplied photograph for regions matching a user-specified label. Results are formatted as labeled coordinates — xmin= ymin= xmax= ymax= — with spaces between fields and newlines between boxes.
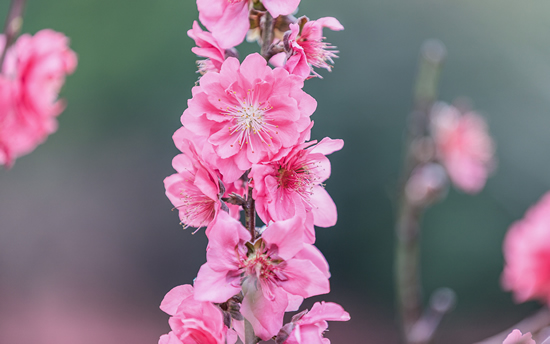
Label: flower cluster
xmin=160 ymin=0 xmax=348 ymax=342
xmin=0 ymin=29 xmax=77 ymax=168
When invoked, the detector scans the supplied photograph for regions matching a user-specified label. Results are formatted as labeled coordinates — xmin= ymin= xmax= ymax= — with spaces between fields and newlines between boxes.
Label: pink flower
xmin=159 ymin=284 xmax=236 ymax=344
xmin=250 ymin=137 xmax=343 ymax=243
xmin=164 ymin=129 xmax=225 ymax=233
xmin=164 ymin=154 xmax=221 ymax=233
xmin=194 ymin=211 xmax=330 ymax=340
xmin=181 ymin=53 xmax=316 ymax=182
xmin=283 ymin=17 xmax=344 ymax=79
xmin=502 ymin=192 xmax=550 ymax=306
xmin=196 ymin=0 xmax=300 ymax=49
xmin=0 ymin=29 xmax=77 ymax=167
xmin=283 ymin=302 xmax=350 ymax=344
xmin=430 ymin=102 xmax=495 ymax=194
xmin=188 ymin=21 xmax=227 ymax=74
xmin=502 ymin=329 xmax=536 ymax=344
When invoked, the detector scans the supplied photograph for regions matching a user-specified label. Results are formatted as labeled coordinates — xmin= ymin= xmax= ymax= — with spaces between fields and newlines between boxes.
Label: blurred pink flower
xmin=283 ymin=17 xmax=344 ymax=79
xmin=283 ymin=301 xmax=350 ymax=344
xmin=194 ymin=212 xmax=330 ymax=340
xmin=502 ymin=192 xmax=550 ymax=305
xmin=0 ymin=29 xmax=77 ymax=167
xmin=181 ymin=53 xmax=315 ymax=182
xmin=250 ymin=137 xmax=343 ymax=243
xmin=188 ymin=21 xmax=226 ymax=74
xmin=159 ymin=284 xmax=236 ymax=344
xmin=502 ymin=329 xmax=535 ymax=344
xmin=197 ymin=0 xmax=300 ymax=49
xmin=430 ymin=102 xmax=495 ymax=194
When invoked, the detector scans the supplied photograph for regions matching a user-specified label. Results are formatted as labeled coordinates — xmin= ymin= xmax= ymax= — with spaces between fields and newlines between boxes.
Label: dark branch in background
xmin=394 ymin=39 xmax=448 ymax=344
xmin=0 ymin=0 xmax=26 ymax=69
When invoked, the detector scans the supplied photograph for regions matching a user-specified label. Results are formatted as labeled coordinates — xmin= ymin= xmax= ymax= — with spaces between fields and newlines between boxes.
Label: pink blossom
xmin=250 ymin=137 xmax=343 ymax=243
xmin=164 ymin=130 xmax=224 ymax=233
xmin=194 ymin=212 xmax=330 ymax=340
xmin=159 ymin=284 xmax=235 ymax=344
xmin=0 ymin=29 xmax=77 ymax=167
xmin=283 ymin=302 xmax=350 ymax=344
xmin=170 ymin=127 xmax=243 ymax=222
xmin=502 ymin=329 xmax=536 ymax=344
xmin=196 ymin=0 xmax=300 ymax=49
xmin=188 ymin=21 xmax=226 ymax=74
xmin=164 ymin=154 xmax=221 ymax=233
xmin=430 ymin=102 xmax=495 ymax=194
xmin=283 ymin=17 xmax=344 ymax=79
xmin=502 ymin=192 xmax=550 ymax=306
xmin=181 ymin=53 xmax=316 ymax=182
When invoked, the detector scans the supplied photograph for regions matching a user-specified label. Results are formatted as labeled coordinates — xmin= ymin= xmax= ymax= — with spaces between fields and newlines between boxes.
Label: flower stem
xmin=244 ymin=318 xmax=258 ymax=344
xmin=0 ymin=0 xmax=26 ymax=69
xmin=394 ymin=40 xmax=446 ymax=344
xmin=245 ymin=180 xmax=256 ymax=240
xmin=260 ymin=11 xmax=274 ymax=60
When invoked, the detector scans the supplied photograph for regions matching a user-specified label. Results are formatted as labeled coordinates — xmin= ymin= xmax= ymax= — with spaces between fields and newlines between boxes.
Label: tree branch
xmin=0 ymin=0 xmax=26 ymax=69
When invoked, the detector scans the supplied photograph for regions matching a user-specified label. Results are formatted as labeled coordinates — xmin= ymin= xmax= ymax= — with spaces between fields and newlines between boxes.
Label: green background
xmin=1 ymin=0 xmax=549 ymax=342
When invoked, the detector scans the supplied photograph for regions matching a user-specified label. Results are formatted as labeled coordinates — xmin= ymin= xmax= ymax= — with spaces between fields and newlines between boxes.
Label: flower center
xmin=176 ymin=188 xmax=216 ymax=232
xmin=277 ymin=158 xmax=320 ymax=204
xmin=242 ymin=250 xmax=283 ymax=282
xmin=224 ymin=88 xmax=275 ymax=152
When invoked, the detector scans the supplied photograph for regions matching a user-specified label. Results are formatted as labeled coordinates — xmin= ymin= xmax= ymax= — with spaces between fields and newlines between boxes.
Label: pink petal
xmin=262 ymin=215 xmax=305 ymax=260
xmin=159 ymin=332 xmax=182 ymax=344
xmin=278 ymin=259 xmax=330 ymax=298
xmin=309 ymin=137 xmax=344 ymax=155
xmin=502 ymin=330 xmax=535 ymax=344
xmin=304 ymin=302 xmax=351 ymax=324
xmin=316 ymin=17 xmax=345 ymax=31
xmin=262 ymin=0 xmax=300 ymax=17
xmin=310 ymin=186 xmax=338 ymax=227
xmin=160 ymin=285 xmax=194 ymax=316
xmin=294 ymin=244 xmax=330 ymax=279
xmin=210 ymin=2 xmax=250 ymax=49
xmin=194 ymin=264 xmax=242 ymax=303
xmin=241 ymin=281 xmax=288 ymax=340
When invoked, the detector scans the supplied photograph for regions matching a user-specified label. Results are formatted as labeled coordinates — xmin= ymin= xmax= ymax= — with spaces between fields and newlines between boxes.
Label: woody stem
xmin=0 ymin=0 xmax=26 ymax=69
xmin=260 ymin=11 xmax=274 ymax=59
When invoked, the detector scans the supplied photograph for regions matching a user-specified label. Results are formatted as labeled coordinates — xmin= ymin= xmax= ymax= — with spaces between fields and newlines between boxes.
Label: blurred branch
xmin=0 ymin=0 xmax=26 ymax=69
xmin=394 ymin=39 xmax=446 ymax=344
xmin=474 ymin=308 xmax=550 ymax=344
xmin=260 ymin=11 xmax=274 ymax=59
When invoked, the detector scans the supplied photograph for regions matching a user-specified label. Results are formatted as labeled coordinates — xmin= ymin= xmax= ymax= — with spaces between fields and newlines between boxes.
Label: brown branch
xmin=0 ymin=0 xmax=26 ymax=69
xmin=260 ymin=11 xmax=274 ymax=60
xmin=394 ymin=39 xmax=446 ymax=344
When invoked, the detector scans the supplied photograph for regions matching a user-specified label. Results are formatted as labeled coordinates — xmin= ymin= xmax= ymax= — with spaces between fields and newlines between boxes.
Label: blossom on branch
xmin=181 ymin=53 xmax=316 ymax=182
xmin=197 ymin=0 xmax=300 ymax=49
xmin=159 ymin=284 xmax=237 ymax=344
xmin=250 ymin=137 xmax=343 ymax=243
xmin=502 ymin=191 xmax=550 ymax=306
xmin=188 ymin=21 xmax=228 ymax=74
xmin=281 ymin=301 xmax=350 ymax=344
xmin=194 ymin=212 xmax=330 ymax=340
xmin=0 ymin=29 xmax=77 ymax=167
xmin=278 ymin=17 xmax=344 ymax=79
xmin=430 ymin=102 xmax=495 ymax=194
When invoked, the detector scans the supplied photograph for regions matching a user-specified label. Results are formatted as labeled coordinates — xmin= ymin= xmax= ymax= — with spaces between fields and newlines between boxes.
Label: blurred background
xmin=1 ymin=0 xmax=550 ymax=343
